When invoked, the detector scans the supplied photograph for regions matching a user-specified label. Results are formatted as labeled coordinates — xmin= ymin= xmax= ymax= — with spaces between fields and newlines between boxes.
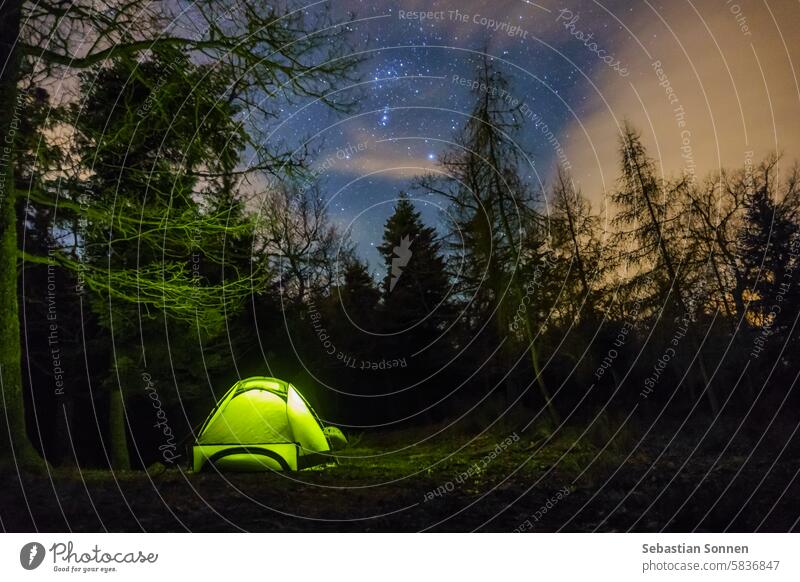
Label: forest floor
xmin=2 ymin=416 xmax=799 ymax=532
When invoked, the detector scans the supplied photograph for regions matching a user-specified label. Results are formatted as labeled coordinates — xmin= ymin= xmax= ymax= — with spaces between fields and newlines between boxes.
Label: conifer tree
xmin=550 ymin=168 xmax=604 ymax=320
xmin=613 ymin=123 xmax=719 ymax=412
xmin=418 ymin=56 xmax=559 ymax=423
xmin=377 ymin=193 xmax=449 ymax=331
xmin=739 ymin=160 xmax=800 ymax=334
xmin=612 ymin=122 xmax=688 ymax=315
xmin=376 ymin=194 xmax=451 ymax=421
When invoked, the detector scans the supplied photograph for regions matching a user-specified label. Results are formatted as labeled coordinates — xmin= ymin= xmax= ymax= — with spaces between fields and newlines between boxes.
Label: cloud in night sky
xmin=557 ymin=0 xmax=800 ymax=215
xmin=270 ymin=0 xmax=800 ymax=260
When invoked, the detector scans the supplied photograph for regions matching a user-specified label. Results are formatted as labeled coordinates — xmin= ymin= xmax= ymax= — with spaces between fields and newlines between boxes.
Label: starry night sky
xmin=262 ymin=0 xmax=800 ymax=266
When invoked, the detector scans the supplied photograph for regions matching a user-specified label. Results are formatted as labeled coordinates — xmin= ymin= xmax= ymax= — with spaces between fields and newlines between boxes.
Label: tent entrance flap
xmin=192 ymin=443 xmax=299 ymax=472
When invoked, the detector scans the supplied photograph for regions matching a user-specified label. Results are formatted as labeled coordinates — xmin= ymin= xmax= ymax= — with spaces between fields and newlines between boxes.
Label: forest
xmin=1 ymin=0 xmax=799 ymax=532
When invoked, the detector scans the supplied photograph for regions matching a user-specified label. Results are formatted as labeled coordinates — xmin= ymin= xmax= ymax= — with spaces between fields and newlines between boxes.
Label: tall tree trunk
xmin=108 ymin=384 xmax=130 ymax=470
xmin=494 ymin=193 xmax=560 ymax=425
xmin=557 ymin=170 xmax=591 ymax=298
xmin=520 ymin=310 xmax=560 ymax=425
xmin=0 ymin=0 xmax=46 ymax=470
xmin=54 ymin=398 xmax=77 ymax=466
xmin=482 ymin=115 xmax=560 ymax=425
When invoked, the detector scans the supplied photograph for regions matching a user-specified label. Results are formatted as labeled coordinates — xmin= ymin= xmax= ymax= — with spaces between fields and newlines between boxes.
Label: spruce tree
xmin=378 ymin=193 xmax=449 ymax=331
xmin=740 ymin=171 xmax=800 ymax=333
xmin=340 ymin=259 xmax=380 ymax=328
xmin=376 ymin=194 xmax=451 ymax=422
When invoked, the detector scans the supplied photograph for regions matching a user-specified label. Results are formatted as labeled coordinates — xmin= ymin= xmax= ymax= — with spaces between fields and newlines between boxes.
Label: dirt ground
xmin=2 ymin=420 xmax=799 ymax=532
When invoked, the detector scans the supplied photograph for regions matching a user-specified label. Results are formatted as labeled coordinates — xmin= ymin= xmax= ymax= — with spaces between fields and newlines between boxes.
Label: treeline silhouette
xmin=4 ymin=28 xmax=799 ymax=471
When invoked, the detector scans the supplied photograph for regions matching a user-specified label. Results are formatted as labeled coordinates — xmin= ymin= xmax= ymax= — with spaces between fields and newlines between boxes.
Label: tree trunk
xmin=521 ymin=309 xmax=560 ymax=425
xmin=0 ymin=0 xmax=46 ymax=470
xmin=108 ymin=384 xmax=130 ymax=470
xmin=493 ymin=191 xmax=560 ymax=425
xmin=54 ymin=397 xmax=77 ymax=466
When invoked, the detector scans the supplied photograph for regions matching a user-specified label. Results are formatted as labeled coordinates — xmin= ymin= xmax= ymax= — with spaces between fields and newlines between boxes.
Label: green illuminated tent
xmin=192 ymin=377 xmax=331 ymax=472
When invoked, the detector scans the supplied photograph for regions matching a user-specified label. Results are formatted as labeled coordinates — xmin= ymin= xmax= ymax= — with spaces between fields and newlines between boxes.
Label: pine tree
xmin=377 ymin=193 xmax=449 ymax=331
xmin=739 ymin=163 xmax=800 ymax=333
xmin=376 ymin=194 xmax=451 ymax=422
xmin=341 ymin=259 xmax=380 ymax=328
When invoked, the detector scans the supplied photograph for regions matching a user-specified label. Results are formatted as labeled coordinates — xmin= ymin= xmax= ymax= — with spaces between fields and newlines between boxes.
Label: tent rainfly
xmin=192 ymin=377 xmax=331 ymax=472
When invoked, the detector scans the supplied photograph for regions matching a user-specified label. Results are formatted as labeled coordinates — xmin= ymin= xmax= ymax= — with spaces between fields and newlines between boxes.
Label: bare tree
xmin=258 ymin=182 xmax=352 ymax=306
